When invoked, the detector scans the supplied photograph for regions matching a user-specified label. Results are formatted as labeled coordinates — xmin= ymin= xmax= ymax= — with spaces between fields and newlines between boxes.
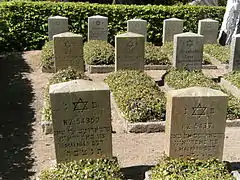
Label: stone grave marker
xmin=115 ymin=32 xmax=144 ymax=71
xmin=163 ymin=18 xmax=183 ymax=44
xmin=127 ymin=18 xmax=147 ymax=41
xmin=165 ymin=87 xmax=228 ymax=160
xmin=49 ymin=79 xmax=112 ymax=163
xmin=198 ymin=18 xmax=219 ymax=44
xmin=88 ymin=15 xmax=108 ymax=41
xmin=48 ymin=16 xmax=68 ymax=41
xmin=53 ymin=32 xmax=84 ymax=72
xmin=229 ymin=34 xmax=240 ymax=71
xmin=173 ymin=32 xmax=204 ymax=71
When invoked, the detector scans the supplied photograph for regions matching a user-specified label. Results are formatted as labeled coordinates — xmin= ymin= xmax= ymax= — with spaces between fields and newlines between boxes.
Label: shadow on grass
xmin=121 ymin=165 xmax=154 ymax=180
xmin=0 ymin=53 xmax=35 ymax=179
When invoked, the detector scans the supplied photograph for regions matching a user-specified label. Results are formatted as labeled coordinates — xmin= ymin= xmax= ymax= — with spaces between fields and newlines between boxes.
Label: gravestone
xmin=53 ymin=32 xmax=84 ymax=72
xmin=165 ymin=87 xmax=228 ymax=160
xmin=48 ymin=16 xmax=68 ymax=41
xmin=49 ymin=79 xmax=112 ymax=163
xmin=198 ymin=19 xmax=219 ymax=44
xmin=115 ymin=32 xmax=144 ymax=71
xmin=88 ymin=15 xmax=108 ymax=41
xmin=173 ymin=32 xmax=204 ymax=71
xmin=127 ymin=19 xmax=147 ymax=41
xmin=163 ymin=18 xmax=183 ymax=44
xmin=229 ymin=34 xmax=240 ymax=71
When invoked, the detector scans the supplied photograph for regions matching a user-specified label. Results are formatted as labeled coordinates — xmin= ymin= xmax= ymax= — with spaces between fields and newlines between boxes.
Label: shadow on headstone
xmin=0 ymin=53 xmax=35 ymax=179
xmin=120 ymin=165 xmax=154 ymax=180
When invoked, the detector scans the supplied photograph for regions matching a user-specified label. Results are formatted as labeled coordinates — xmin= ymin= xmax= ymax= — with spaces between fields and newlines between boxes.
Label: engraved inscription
xmin=192 ymin=103 xmax=207 ymax=117
xmin=73 ymin=98 xmax=88 ymax=112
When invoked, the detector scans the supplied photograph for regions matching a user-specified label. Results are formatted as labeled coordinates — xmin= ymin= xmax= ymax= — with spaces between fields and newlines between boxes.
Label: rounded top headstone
xmin=127 ymin=18 xmax=147 ymax=22
xmin=168 ymin=87 xmax=228 ymax=97
xmin=88 ymin=15 xmax=108 ymax=19
xmin=49 ymin=79 xmax=109 ymax=94
xmin=116 ymin=32 xmax=144 ymax=38
xmin=164 ymin=18 xmax=183 ymax=22
xmin=174 ymin=32 xmax=203 ymax=37
xmin=53 ymin=32 xmax=82 ymax=38
xmin=200 ymin=18 xmax=218 ymax=22
xmin=48 ymin=16 xmax=68 ymax=20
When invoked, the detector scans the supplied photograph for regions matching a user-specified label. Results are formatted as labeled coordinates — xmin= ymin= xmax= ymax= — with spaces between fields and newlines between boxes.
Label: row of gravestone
xmin=49 ymin=79 xmax=228 ymax=163
xmin=53 ymin=30 xmax=240 ymax=73
xmin=48 ymin=15 xmax=219 ymax=44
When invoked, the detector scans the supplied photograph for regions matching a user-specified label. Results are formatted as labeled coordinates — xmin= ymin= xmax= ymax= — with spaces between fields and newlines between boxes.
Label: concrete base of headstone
xmin=42 ymin=66 xmax=54 ymax=73
xmin=41 ymin=120 xmax=53 ymax=135
xmin=87 ymin=65 xmax=170 ymax=73
xmin=203 ymin=53 xmax=229 ymax=69
xmin=232 ymin=171 xmax=240 ymax=180
xmin=111 ymin=94 xmax=165 ymax=133
xmin=220 ymin=78 xmax=240 ymax=98
xmin=144 ymin=170 xmax=152 ymax=180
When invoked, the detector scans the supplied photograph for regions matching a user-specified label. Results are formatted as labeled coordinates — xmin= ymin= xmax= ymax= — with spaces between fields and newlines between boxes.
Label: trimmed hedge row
xmin=105 ymin=70 xmax=166 ymax=123
xmin=39 ymin=158 xmax=123 ymax=180
xmin=164 ymin=69 xmax=240 ymax=120
xmin=151 ymin=158 xmax=233 ymax=180
xmin=0 ymin=1 xmax=225 ymax=53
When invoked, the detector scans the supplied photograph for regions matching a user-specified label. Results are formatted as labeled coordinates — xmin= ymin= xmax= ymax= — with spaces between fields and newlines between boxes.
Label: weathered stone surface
xmin=198 ymin=19 xmax=219 ymax=44
xmin=49 ymin=80 xmax=112 ymax=163
xmin=127 ymin=19 xmax=147 ymax=41
xmin=115 ymin=32 xmax=145 ymax=71
xmin=163 ymin=18 xmax=183 ymax=44
xmin=88 ymin=15 xmax=108 ymax=41
xmin=165 ymin=87 xmax=228 ymax=160
xmin=53 ymin=32 xmax=84 ymax=72
xmin=173 ymin=32 xmax=204 ymax=71
xmin=229 ymin=34 xmax=240 ymax=71
xmin=48 ymin=16 xmax=68 ymax=41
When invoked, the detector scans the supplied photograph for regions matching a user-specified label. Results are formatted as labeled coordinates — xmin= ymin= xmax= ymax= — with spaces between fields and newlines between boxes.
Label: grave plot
xmin=41 ymin=67 xmax=91 ymax=134
xmin=105 ymin=70 xmax=166 ymax=133
xmin=221 ymin=71 xmax=240 ymax=98
xmin=163 ymin=69 xmax=240 ymax=120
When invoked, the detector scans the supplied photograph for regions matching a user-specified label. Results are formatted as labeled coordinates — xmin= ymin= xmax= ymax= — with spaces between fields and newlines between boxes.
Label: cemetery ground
xmin=1 ymin=50 xmax=240 ymax=180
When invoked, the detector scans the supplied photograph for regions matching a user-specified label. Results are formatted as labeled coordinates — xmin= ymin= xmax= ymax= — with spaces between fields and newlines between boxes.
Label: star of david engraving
xmin=192 ymin=103 xmax=207 ymax=118
xmin=127 ymin=40 xmax=135 ymax=50
xmin=96 ymin=20 xmax=100 ymax=26
xmin=186 ymin=40 xmax=193 ymax=47
xmin=72 ymin=98 xmax=88 ymax=112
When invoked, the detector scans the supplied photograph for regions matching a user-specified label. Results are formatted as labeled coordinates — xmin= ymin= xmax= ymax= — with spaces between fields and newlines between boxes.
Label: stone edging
xmin=42 ymin=66 xmax=54 ymax=73
xmin=144 ymin=170 xmax=240 ymax=180
xmin=87 ymin=64 xmax=217 ymax=74
xmin=203 ymin=53 xmax=229 ymax=69
xmin=220 ymin=78 xmax=240 ymax=98
xmin=41 ymin=100 xmax=53 ymax=135
xmin=111 ymin=94 xmax=165 ymax=133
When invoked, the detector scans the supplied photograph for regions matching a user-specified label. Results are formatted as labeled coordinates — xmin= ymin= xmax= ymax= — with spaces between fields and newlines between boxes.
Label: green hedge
xmin=105 ymin=70 xmax=166 ymax=123
xmin=164 ymin=69 xmax=240 ymax=120
xmin=0 ymin=1 xmax=225 ymax=53
xmin=151 ymin=158 xmax=233 ymax=180
xmin=39 ymin=158 xmax=123 ymax=180
xmin=224 ymin=71 xmax=240 ymax=89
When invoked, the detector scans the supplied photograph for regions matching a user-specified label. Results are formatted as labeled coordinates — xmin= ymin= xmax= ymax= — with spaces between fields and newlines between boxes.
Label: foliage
xmin=39 ymin=157 xmax=123 ymax=180
xmin=84 ymin=40 xmax=114 ymax=65
xmin=0 ymin=1 xmax=225 ymax=53
xmin=145 ymin=42 xmax=170 ymax=65
xmin=161 ymin=42 xmax=212 ymax=64
xmin=204 ymin=44 xmax=230 ymax=64
xmin=224 ymin=71 xmax=240 ymax=89
xmin=42 ymin=67 xmax=91 ymax=121
xmin=105 ymin=70 xmax=166 ymax=123
xmin=41 ymin=40 xmax=54 ymax=70
xmin=164 ymin=69 xmax=240 ymax=119
xmin=151 ymin=157 xmax=234 ymax=180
